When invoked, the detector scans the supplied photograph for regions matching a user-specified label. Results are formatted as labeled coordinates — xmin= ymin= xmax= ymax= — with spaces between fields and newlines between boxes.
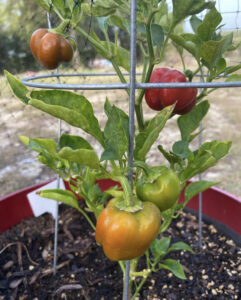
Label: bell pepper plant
xmin=5 ymin=0 xmax=240 ymax=298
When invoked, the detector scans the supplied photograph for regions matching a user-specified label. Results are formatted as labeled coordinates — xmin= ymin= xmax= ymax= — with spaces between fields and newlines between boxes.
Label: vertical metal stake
xmin=198 ymin=124 xmax=203 ymax=249
xmin=124 ymin=0 xmax=137 ymax=299
xmin=53 ymin=118 xmax=62 ymax=275
xmin=47 ymin=12 xmax=62 ymax=275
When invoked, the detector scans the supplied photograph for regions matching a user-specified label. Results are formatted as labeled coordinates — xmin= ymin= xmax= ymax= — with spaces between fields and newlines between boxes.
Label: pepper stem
xmin=49 ymin=20 xmax=71 ymax=36
xmin=134 ymin=161 xmax=151 ymax=176
xmin=114 ymin=176 xmax=143 ymax=212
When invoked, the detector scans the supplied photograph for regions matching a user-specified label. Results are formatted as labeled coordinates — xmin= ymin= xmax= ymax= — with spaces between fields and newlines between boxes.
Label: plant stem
xmin=135 ymin=9 xmax=158 ymax=131
xmin=131 ymin=276 xmax=148 ymax=300
xmin=77 ymin=207 xmax=96 ymax=231
xmin=74 ymin=25 xmax=109 ymax=58
xmin=110 ymin=59 xmax=129 ymax=93
xmin=117 ymin=176 xmax=134 ymax=207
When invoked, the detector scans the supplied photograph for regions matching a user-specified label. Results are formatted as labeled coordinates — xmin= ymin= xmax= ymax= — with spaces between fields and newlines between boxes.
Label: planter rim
xmin=0 ymin=179 xmax=241 ymax=243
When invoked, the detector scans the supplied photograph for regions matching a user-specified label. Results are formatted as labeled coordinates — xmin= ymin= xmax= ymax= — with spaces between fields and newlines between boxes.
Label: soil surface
xmin=0 ymin=204 xmax=240 ymax=300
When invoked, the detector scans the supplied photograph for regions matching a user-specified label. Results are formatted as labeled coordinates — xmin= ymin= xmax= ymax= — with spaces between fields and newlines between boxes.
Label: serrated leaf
xmin=160 ymin=259 xmax=186 ymax=279
xmin=30 ymin=90 xmax=104 ymax=147
xmin=40 ymin=189 xmax=80 ymax=210
xmin=177 ymin=101 xmax=210 ymax=141
xmin=134 ymin=105 xmax=174 ymax=161
xmin=4 ymin=70 xmax=29 ymax=104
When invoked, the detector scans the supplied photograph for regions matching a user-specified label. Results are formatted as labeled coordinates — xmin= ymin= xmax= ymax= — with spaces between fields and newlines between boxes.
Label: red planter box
xmin=0 ymin=179 xmax=240 ymax=242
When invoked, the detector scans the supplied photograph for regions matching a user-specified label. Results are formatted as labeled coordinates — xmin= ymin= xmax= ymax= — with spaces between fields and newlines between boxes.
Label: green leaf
xmin=184 ymin=180 xmax=218 ymax=204
xmin=134 ymin=105 xmax=174 ymax=161
xmin=216 ymin=58 xmax=226 ymax=75
xmin=160 ymin=259 xmax=186 ymax=279
xmin=97 ymin=17 xmax=109 ymax=34
xmin=172 ymin=0 xmax=214 ymax=26
xmin=52 ymin=0 xmax=67 ymax=15
xmin=151 ymin=24 xmax=164 ymax=48
xmin=30 ymin=90 xmax=104 ymax=147
xmin=59 ymin=134 xmax=93 ymax=151
xmin=168 ymin=242 xmax=194 ymax=254
xmin=58 ymin=147 xmax=100 ymax=169
xmin=225 ymin=74 xmax=241 ymax=82
xmin=170 ymin=34 xmax=199 ymax=59
xmin=227 ymin=40 xmax=241 ymax=52
xmin=107 ymin=15 xmax=130 ymax=33
xmin=28 ymin=138 xmax=57 ymax=154
xmin=4 ymin=70 xmax=29 ymax=104
xmin=87 ymin=184 xmax=102 ymax=203
xmin=180 ymin=140 xmax=232 ymax=182
xmin=58 ymin=134 xmax=99 ymax=168
xmin=82 ymin=0 xmax=118 ymax=17
xmin=90 ymin=30 xmax=130 ymax=71
xmin=104 ymin=98 xmax=129 ymax=139
xmin=158 ymin=145 xmax=181 ymax=166
xmin=19 ymin=135 xmax=30 ymax=146
xmin=172 ymin=141 xmax=193 ymax=160
xmin=65 ymin=0 xmax=75 ymax=11
xmin=224 ymin=63 xmax=241 ymax=76
xmin=101 ymin=99 xmax=128 ymax=161
xmin=58 ymin=134 xmax=99 ymax=169
xmin=39 ymin=189 xmax=80 ymax=210
xmin=189 ymin=15 xmax=202 ymax=33
xmin=200 ymin=33 xmax=233 ymax=70
xmin=177 ymin=100 xmax=210 ymax=141
xmin=34 ymin=0 xmax=51 ymax=12
xmin=151 ymin=237 xmax=171 ymax=258
xmin=21 ymin=137 xmax=61 ymax=170
xmin=197 ymin=7 xmax=222 ymax=41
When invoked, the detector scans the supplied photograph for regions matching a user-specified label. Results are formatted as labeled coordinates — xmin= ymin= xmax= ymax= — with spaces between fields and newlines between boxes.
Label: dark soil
xmin=0 ymin=203 xmax=240 ymax=300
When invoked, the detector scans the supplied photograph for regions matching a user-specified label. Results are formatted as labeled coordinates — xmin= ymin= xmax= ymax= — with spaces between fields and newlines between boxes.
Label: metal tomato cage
xmin=21 ymin=0 xmax=241 ymax=299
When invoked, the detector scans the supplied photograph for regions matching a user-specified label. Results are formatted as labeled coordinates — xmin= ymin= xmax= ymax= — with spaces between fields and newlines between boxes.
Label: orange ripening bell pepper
xmin=95 ymin=198 xmax=161 ymax=261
